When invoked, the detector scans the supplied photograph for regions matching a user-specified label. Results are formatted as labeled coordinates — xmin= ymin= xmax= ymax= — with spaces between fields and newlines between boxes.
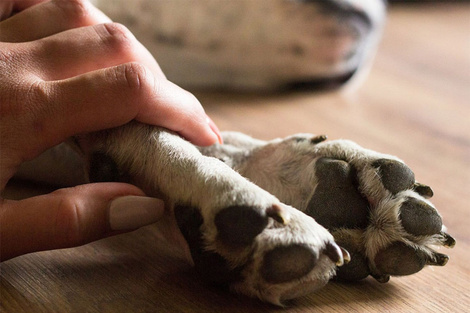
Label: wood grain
xmin=2 ymin=3 xmax=469 ymax=312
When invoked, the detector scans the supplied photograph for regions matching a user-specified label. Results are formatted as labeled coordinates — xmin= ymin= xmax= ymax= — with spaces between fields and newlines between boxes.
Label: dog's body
xmin=15 ymin=0 xmax=455 ymax=305
xmin=92 ymin=0 xmax=386 ymax=90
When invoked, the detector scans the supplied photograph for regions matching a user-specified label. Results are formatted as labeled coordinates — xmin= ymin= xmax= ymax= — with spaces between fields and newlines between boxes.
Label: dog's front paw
xmin=208 ymin=133 xmax=456 ymax=284
xmin=174 ymin=195 xmax=349 ymax=305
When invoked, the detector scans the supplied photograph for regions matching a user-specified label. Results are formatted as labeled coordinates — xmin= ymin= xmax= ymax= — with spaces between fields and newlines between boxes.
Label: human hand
xmin=0 ymin=0 xmax=221 ymax=261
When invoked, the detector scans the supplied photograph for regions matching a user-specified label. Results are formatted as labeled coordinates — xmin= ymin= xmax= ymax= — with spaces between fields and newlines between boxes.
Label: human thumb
xmin=0 ymin=183 xmax=164 ymax=261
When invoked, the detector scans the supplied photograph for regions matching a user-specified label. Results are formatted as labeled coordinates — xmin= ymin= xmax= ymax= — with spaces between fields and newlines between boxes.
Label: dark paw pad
xmin=374 ymin=242 xmax=427 ymax=276
xmin=261 ymin=244 xmax=318 ymax=284
xmin=89 ymin=151 xmax=121 ymax=182
xmin=175 ymin=205 xmax=241 ymax=284
xmin=372 ymin=159 xmax=415 ymax=194
xmin=400 ymin=198 xmax=442 ymax=236
xmin=215 ymin=205 xmax=269 ymax=246
xmin=307 ymin=157 xmax=369 ymax=229
xmin=334 ymin=243 xmax=370 ymax=281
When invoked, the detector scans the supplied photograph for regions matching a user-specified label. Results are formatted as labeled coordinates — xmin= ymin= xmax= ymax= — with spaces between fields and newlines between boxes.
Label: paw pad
xmin=88 ymin=151 xmax=122 ymax=182
xmin=374 ymin=242 xmax=427 ymax=276
xmin=175 ymin=205 xmax=242 ymax=284
xmin=372 ymin=159 xmax=415 ymax=194
xmin=215 ymin=205 xmax=269 ymax=246
xmin=307 ymin=157 xmax=369 ymax=229
xmin=261 ymin=244 xmax=318 ymax=284
xmin=399 ymin=197 xmax=442 ymax=236
xmin=334 ymin=240 xmax=370 ymax=281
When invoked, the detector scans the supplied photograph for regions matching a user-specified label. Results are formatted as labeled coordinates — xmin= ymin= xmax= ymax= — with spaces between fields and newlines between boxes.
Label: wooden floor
xmin=2 ymin=3 xmax=469 ymax=312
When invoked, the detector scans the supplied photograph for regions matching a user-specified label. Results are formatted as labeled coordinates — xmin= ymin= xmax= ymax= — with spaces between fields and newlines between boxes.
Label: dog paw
xmin=210 ymin=133 xmax=456 ymax=284
xmin=308 ymin=139 xmax=455 ymax=283
xmin=174 ymin=195 xmax=349 ymax=305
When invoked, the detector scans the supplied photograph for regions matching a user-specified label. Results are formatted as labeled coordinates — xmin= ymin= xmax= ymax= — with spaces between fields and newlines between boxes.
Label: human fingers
xmin=134 ymin=79 xmax=224 ymax=146
xmin=26 ymin=63 xmax=220 ymax=153
xmin=0 ymin=0 xmax=110 ymax=42
xmin=0 ymin=183 xmax=165 ymax=261
xmin=0 ymin=0 xmax=44 ymax=21
xmin=30 ymin=22 xmax=165 ymax=81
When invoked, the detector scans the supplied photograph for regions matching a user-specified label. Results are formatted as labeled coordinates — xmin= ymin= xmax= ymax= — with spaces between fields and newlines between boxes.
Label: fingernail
xmin=109 ymin=196 xmax=165 ymax=231
xmin=206 ymin=116 xmax=223 ymax=144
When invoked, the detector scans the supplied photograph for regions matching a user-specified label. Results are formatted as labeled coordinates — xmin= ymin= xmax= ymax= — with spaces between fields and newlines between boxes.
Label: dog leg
xmin=81 ymin=123 xmax=348 ymax=305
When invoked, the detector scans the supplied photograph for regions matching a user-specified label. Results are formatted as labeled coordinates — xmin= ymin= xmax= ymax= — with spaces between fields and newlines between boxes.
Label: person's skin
xmin=0 ymin=0 xmax=222 ymax=261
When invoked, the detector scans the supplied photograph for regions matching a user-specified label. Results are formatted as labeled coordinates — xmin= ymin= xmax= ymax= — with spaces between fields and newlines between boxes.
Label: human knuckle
xmin=27 ymin=80 xmax=49 ymax=100
xmin=52 ymin=0 xmax=92 ymax=26
xmin=1 ymin=80 xmax=49 ymax=120
xmin=25 ymin=81 xmax=51 ymax=117
xmin=100 ymin=22 xmax=135 ymax=53
xmin=102 ymin=22 xmax=131 ymax=38
xmin=119 ymin=62 xmax=153 ymax=93
xmin=54 ymin=193 xmax=84 ymax=246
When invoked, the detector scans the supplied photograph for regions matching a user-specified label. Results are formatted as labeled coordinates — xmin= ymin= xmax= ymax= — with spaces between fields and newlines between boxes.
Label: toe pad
xmin=261 ymin=244 xmax=318 ymax=284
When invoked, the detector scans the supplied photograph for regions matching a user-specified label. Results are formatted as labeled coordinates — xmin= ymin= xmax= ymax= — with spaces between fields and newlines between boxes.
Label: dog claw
xmin=413 ymin=182 xmax=434 ymax=198
xmin=341 ymin=247 xmax=351 ymax=264
xmin=311 ymin=135 xmax=328 ymax=144
xmin=324 ymin=243 xmax=349 ymax=266
xmin=428 ymin=253 xmax=449 ymax=266
xmin=441 ymin=232 xmax=456 ymax=248
xmin=266 ymin=204 xmax=290 ymax=224
xmin=372 ymin=274 xmax=390 ymax=283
